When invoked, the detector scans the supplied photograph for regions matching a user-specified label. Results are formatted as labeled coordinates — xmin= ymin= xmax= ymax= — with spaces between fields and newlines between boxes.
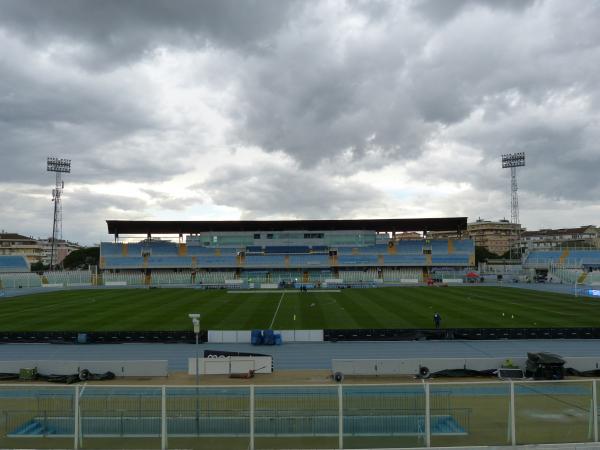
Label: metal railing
xmin=0 ymin=379 xmax=599 ymax=449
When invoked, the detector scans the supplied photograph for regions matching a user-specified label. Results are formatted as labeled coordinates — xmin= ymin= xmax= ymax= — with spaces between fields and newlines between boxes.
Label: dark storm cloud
xmin=226 ymin=0 xmax=600 ymax=206
xmin=0 ymin=187 xmax=145 ymax=243
xmin=229 ymin=15 xmax=431 ymax=167
xmin=413 ymin=0 xmax=536 ymax=23
xmin=198 ymin=163 xmax=386 ymax=219
xmin=0 ymin=31 xmax=190 ymax=185
xmin=0 ymin=0 xmax=298 ymax=69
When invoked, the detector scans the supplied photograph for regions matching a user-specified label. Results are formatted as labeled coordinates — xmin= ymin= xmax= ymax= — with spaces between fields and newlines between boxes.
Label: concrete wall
xmin=207 ymin=330 xmax=251 ymax=343
xmin=207 ymin=329 xmax=324 ymax=343
xmin=188 ymin=356 xmax=272 ymax=375
xmin=278 ymin=329 xmax=323 ymax=342
xmin=332 ymin=356 xmax=600 ymax=376
xmin=0 ymin=360 xmax=168 ymax=377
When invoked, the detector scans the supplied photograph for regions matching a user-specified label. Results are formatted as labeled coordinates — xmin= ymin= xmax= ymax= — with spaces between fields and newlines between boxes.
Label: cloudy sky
xmin=1 ymin=0 xmax=599 ymax=245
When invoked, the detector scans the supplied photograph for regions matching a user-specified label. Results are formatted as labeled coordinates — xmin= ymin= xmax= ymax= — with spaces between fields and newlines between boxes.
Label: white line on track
xmin=268 ymin=292 xmax=285 ymax=329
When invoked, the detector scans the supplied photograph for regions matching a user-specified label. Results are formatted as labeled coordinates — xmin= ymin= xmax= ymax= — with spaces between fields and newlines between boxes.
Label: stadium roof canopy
xmin=106 ymin=218 xmax=467 ymax=236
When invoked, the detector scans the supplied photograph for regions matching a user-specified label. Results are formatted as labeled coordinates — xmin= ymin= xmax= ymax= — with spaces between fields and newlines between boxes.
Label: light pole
xmin=189 ymin=313 xmax=201 ymax=435
xmin=189 ymin=313 xmax=201 ymax=385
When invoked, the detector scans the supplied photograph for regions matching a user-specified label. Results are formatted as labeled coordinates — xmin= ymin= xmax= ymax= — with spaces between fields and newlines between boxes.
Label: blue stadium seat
xmin=338 ymin=255 xmax=379 ymax=265
xmin=186 ymin=247 xmax=218 ymax=256
xmin=397 ymin=241 xmax=423 ymax=254
xmin=196 ymin=256 xmax=237 ymax=267
xmin=524 ymin=251 xmax=564 ymax=266
xmin=0 ymin=255 xmax=29 ymax=272
xmin=147 ymin=257 xmax=193 ymax=268
xmin=431 ymin=255 xmax=470 ymax=265
xmin=453 ymin=240 xmax=475 ymax=253
xmin=288 ymin=254 xmax=329 ymax=267
xmin=103 ymin=257 xmax=144 ymax=269
xmin=431 ymin=240 xmax=449 ymax=254
xmin=383 ymin=255 xmax=427 ymax=265
xmin=99 ymin=242 xmax=122 ymax=256
xmin=245 ymin=255 xmax=286 ymax=267
xmin=146 ymin=242 xmax=178 ymax=256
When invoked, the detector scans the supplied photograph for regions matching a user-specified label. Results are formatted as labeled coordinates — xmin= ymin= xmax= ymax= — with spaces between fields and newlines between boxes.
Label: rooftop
xmin=106 ymin=218 xmax=468 ymax=236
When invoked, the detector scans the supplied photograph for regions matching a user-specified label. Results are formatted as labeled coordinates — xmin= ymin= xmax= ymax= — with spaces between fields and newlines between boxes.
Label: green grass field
xmin=1 ymin=286 xmax=599 ymax=331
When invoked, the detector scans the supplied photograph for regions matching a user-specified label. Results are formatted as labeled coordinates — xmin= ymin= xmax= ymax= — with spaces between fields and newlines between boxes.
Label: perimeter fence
xmin=0 ymin=379 xmax=598 ymax=449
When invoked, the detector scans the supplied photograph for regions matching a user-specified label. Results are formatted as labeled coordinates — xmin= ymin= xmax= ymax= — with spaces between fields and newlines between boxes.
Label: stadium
xmin=2 ymin=2 xmax=600 ymax=449
xmin=2 ymin=216 xmax=600 ymax=450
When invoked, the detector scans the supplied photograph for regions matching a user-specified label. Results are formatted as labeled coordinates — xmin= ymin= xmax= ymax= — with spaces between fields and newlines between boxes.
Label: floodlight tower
xmin=47 ymin=157 xmax=71 ymax=269
xmin=501 ymin=152 xmax=525 ymax=258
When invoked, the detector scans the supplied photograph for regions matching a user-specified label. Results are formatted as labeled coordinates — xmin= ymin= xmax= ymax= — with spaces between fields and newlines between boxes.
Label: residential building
xmin=521 ymin=225 xmax=599 ymax=251
xmin=37 ymin=238 xmax=82 ymax=266
xmin=429 ymin=219 xmax=521 ymax=256
xmin=467 ymin=219 xmax=522 ymax=256
xmin=0 ymin=233 xmax=43 ymax=264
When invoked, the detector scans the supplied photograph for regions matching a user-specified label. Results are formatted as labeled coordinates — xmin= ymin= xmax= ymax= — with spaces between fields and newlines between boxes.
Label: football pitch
xmin=0 ymin=286 xmax=599 ymax=332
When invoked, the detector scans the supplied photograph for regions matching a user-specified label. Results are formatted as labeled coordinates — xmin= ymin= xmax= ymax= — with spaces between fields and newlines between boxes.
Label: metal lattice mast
xmin=502 ymin=153 xmax=525 ymax=258
xmin=510 ymin=166 xmax=519 ymax=225
xmin=47 ymin=157 xmax=71 ymax=269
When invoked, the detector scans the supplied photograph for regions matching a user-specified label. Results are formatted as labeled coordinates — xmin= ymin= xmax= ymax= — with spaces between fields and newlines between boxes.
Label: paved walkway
xmin=1 ymin=340 xmax=600 ymax=372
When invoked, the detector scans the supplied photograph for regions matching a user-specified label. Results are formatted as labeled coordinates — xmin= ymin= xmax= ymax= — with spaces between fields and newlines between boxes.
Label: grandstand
xmin=98 ymin=218 xmax=475 ymax=287
xmin=524 ymin=247 xmax=600 ymax=285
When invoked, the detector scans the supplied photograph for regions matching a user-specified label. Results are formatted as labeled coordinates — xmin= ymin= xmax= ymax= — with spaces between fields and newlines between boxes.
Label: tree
xmin=30 ymin=261 xmax=48 ymax=272
xmin=474 ymin=246 xmax=501 ymax=265
xmin=61 ymin=247 xmax=99 ymax=270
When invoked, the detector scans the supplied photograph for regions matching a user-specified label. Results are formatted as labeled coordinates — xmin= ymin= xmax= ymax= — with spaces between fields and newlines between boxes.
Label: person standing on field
xmin=433 ymin=312 xmax=441 ymax=329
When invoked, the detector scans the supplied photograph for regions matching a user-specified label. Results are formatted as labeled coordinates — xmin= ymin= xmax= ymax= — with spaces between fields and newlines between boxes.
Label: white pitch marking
xmin=268 ymin=292 xmax=286 ymax=329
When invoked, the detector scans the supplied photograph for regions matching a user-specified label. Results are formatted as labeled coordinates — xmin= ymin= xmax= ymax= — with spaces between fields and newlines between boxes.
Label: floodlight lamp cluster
xmin=47 ymin=157 xmax=72 ymax=173
xmin=501 ymin=152 xmax=526 ymax=168
xmin=189 ymin=313 xmax=200 ymax=334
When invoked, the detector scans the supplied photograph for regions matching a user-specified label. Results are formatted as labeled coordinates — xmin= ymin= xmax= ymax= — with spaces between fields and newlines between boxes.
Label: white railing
xmin=1 ymin=379 xmax=600 ymax=449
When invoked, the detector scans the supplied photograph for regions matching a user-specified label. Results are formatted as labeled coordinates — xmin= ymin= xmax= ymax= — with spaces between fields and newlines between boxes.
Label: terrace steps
xmin=559 ymin=248 xmax=570 ymax=264
xmin=387 ymin=242 xmax=397 ymax=254
xmin=178 ymin=243 xmax=187 ymax=256
xmin=122 ymin=243 xmax=128 ymax=256
xmin=448 ymin=239 xmax=454 ymax=254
